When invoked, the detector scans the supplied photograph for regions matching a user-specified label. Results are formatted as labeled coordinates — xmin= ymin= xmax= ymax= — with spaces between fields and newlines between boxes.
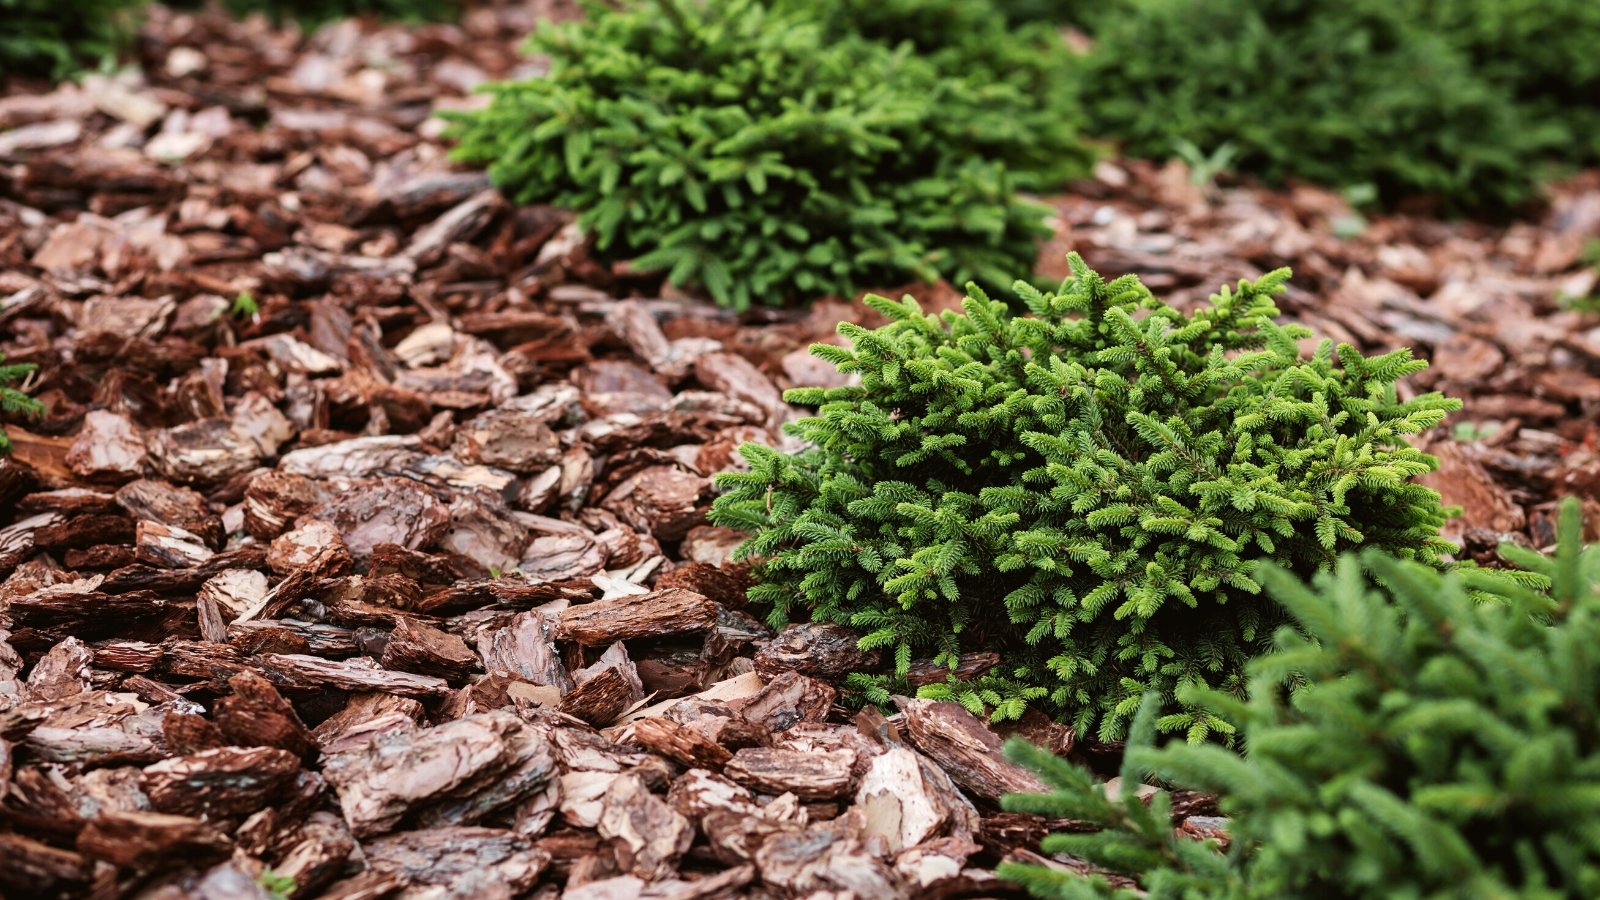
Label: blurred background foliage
xmin=7 ymin=0 xmax=1595 ymax=219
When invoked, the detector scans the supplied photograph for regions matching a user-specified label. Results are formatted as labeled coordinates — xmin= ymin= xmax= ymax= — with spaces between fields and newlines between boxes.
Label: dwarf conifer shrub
xmin=1078 ymin=0 xmax=1559 ymax=211
xmin=0 ymin=0 xmax=144 ymax=80
xmin=448 ymin=0 xmax=1090 ymax=309
xmin=776 ymin=0 xmax=1091 ymax=186
xmin=0 ymin=353 xmax=43 ymax=453
xmin=710 ymin=254 xmax=1458 ymax=739
xmin=1000 ymin=499 xmax=1599 ymax=899
xmin=991 ymin=0 xmax=1085 ymax=24
xmin=1426 ymin=0 xmax=1600 ymax=166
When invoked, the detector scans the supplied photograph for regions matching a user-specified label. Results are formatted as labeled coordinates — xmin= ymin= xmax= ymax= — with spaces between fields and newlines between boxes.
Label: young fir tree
xmin=1000 ymin=498 xmax=1598 ymax=899
xmin=710 ymin=253 xmax=1459 ymax=740
xmin=1076 ymin=0 xmax=1562 ymax=212
xmin=0 ymin=352 xmax=43 ymax=453
xmin=447 ymin=0 xmax=1089 ymax=309
xmin=774 ymin=0 xmax=1089 ymax=187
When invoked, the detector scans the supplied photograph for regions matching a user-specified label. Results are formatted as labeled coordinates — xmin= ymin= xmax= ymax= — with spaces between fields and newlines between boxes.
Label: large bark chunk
xmin=380 ymin=616 xmax=478 ymax=680
xmin=556 ymin=589 xmax=716 ymax=645
xmin=724 ymin=747 xmax=857 ymax=800
xmin=306 ymin=476 xmax=451 ymax=561
xmin=321 ymin=710 xmax=554 ymax=838
xmin=77 ymin=810 xmax=232 ymax=868
xmin=213 ymin=671 xmax=316 ymax=761
xmin=899 ymin=698 xmax=1048 ymax=801
xmin=596 ymin=773 xmax=693 ymax=880
xmin=141 ymin=745 xmax=302 ymax=818
xmin=259 ymin=654 xmax=452 ymax=698
xmin=360 ymin=826 xmax=549 ymax=895
xmin=755 ymin=623 xmax=882 ymax=679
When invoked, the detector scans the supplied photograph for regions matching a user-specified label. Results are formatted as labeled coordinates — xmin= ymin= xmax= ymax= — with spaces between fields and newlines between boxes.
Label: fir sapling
xmin=999 ymin=498 xmax=1597 ymax=899
xmin=775 ymin=0 xmax=1090 ymax=186
xmin=0 ymin=352 xmax=43 ymax=453
xmin=710 ymin=253 xmax=1460 ymax=741
xmin=447 ymin=0 xmax=1090 ymax=309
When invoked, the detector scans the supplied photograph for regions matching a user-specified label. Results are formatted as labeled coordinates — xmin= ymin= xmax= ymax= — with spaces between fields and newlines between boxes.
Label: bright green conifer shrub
xmin=0 ymin=353 xmax=43 ymax=453
xmin=448 ymin=0 xmax=1091 ymax=309
xmin=0 ymin=0 xmax=144 ymax=80
xmin=710 ymin=253 xmax=1459 ymax=739
xmin=1078 ymin=0 xmax=1559 ymax=211
xmin=1000 ymin=498 xmax=1598 ymax=899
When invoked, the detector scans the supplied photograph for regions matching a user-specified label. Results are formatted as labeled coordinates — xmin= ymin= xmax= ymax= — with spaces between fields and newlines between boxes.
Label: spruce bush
xmin=1077 ymin=0 xmax=1560 ymax=212
xmin=775 ymin=0 xmax=1089 ymax=186
xmin=0 ymin=0 xmax=144 ymax=81
xmin=448 ymin=0 xmax=1092 ymax=310
xmin=710 ymin=254 xmax=1459 ymax=739
xmin=1000 ymin=499 xmax=1598 ymax=899
xmin=1427 ymin=0 xmax=1600 ymax=166
xmin=0 ymin=353 xmax=43 ymax=453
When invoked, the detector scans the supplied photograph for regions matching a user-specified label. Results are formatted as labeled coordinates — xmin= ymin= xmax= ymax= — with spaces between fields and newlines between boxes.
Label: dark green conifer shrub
xmin=1077 ymin=0 xmax=1560 ymax=211
xmin=775 ymin=0 xmax=1090 ymax=186
xmin=710 ymin=253 xmax=1459 ymax=739
xmin=0 ymin=353 xmax=43 ymax=453
xmin=0 ymin=0 xmax=144 ymax=81
xmin=448 ymin=0 xmax=1092 ymax=309
xmin=1000 ymin=498 xmax=1598 ymax=899
xmin=1426 ymin=0 xmax=1600 ymax=165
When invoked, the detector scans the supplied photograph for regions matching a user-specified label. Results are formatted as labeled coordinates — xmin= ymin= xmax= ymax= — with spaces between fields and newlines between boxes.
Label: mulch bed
xmin=0 ymin=5 xmax=1596 ymax=898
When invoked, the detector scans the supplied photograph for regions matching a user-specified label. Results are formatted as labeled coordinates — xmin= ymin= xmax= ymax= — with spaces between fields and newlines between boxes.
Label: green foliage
xmin=711 ymin=253 xmax=1458 ymax=739
xmin=1000 ymin=498 xmax=1600 ymax=900
xmin=256 ymin=868 xmax=296 ymax=900
xmin=448 ymin=0 xmax=1092 ymax=309
xmin=1077 ymin=0 xmax=1563 ymax=212
xmin=774 ymin=0 xmax=1088 ymax=186
xmin=1426 ymin=0 xmax=1600 ymax=166
xmin=230 ymin=290 xmax=261 ymax=320
xmin=0 ymin=352 xmax=44 ymax=453
xmin=0 ymin=0 xmax=144 ymax=80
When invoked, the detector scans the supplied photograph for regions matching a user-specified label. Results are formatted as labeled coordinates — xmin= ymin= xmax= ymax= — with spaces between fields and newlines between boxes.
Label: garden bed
xmin=0 ymin=4 xmax=1598 ymax=897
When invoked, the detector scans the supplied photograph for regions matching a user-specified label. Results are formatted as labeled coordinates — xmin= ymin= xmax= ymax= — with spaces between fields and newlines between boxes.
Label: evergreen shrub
xmin=1000 ymin=498 xmax=1598 ymax=899
xmin=710 ymin=253 xmax=1459 ymax=739
xmin=776 ymin=0 xmax=1089 ymax=186
xmin=448 ymin=0 xmax=1092 ymax=309
xmin=1077 ymin=0 xmax=1561 ymax=211
xmin=1426 ymin=0 xmax=1600 ymax=166
xmin=0 ymin=0 xmax=144 ymax=80
xmin=0 ymin=353 xmax=43 ymax=453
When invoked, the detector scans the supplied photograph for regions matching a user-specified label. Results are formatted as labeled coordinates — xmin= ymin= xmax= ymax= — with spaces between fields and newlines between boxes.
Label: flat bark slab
xmin=724 ymin=747 xmax=858 ymax=800
xmin=321 ymin=709 xmax=555 ymax=838
xmin=556 ymin=589 xmax=717 ymax=645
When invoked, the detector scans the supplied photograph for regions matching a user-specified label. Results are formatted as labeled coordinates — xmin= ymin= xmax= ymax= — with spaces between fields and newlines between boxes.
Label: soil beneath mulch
xmin=0 ymin=5 xmax=1597 ymax=898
